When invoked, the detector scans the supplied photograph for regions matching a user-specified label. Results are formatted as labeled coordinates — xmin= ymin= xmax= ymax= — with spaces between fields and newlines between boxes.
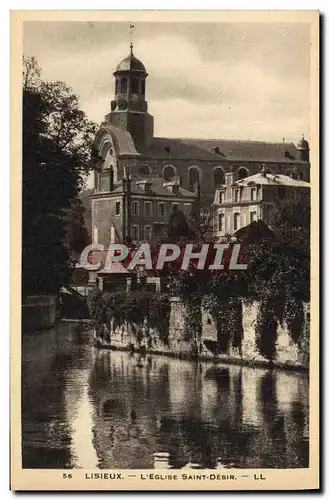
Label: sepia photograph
xmin=11 ymin=10 xmax=319 ymax=491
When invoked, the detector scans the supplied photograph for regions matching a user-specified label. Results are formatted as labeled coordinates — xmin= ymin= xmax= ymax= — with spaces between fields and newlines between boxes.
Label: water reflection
xmin=22 ymin=326 xmax=309 ymax=469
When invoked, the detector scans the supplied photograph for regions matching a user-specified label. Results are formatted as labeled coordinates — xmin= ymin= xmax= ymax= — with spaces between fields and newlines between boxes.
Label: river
xmin=22 ymin=322 xmax=309 ymax=469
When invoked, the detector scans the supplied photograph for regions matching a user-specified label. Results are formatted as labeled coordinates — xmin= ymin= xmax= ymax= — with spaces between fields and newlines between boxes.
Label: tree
xmin=79 ymin=188 xmax=93 ymax=239
xmin=271 ymin=190 xmax=310 ymax=240
xmin=167 ymin=207 xmax=189 ymax=240
xmin=22 ymin=56 xmax=97 ymax=297
xmin=63 ymin=197 xmax=90 ymax=262
xmin=244 ymin=192 xmax=311 ymax=359
xmin=188 ymin=201 xmax=217 ymax=241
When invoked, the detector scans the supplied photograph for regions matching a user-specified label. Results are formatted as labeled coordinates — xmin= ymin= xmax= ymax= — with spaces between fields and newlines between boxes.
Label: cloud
xmin=23 ymin=21 xmax=311 ymax=142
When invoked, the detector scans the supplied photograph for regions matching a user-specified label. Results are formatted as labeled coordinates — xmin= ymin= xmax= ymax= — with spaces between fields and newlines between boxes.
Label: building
xmin=91 ymin=43 xmax=310 ymax=245
xmin=92 ymin=169 xmax=197 ymax=246
xmin=213 ymin=167 xmax=310 ymax=238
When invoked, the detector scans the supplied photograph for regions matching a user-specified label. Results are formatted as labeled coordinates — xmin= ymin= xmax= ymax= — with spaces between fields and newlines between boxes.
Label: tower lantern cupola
xmin=107 ymin=41 xmax=154 ymax=153
xmin=112 ymin=43 xmax=148 ymax=109
xmin=296 ymin=134 xmax=310 ymax=162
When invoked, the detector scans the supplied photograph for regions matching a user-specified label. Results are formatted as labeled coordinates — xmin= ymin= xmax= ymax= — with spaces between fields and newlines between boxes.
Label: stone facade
xmin=91 ymin=46 xmax=311 ymax=245
xmin=213 ymin=169 xmax=310 ymax=237
xmin=92 ymin=177 xmax=196 ymax=245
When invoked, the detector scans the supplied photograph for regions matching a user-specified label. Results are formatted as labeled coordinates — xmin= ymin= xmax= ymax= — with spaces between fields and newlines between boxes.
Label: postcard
xmin=11 ymin=10 xmax=319 ymax=491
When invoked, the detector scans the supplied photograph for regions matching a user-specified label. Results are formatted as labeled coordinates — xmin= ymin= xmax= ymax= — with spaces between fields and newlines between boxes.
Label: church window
xmin=251 ymin=188 xmax=257 ymax=201
xmin=188 ymin=167 xmax=201 ymax=192
xmin=120 ymin=77 xmax=127 ymax=93
xmin=172 ymin=203 xmax=178 ymax=212
xmin=213 ymin=167 xmax=224 ymax=186
xmin=100 ymin=172 xmax=110 ymax=191
xmin=131 ymin=77 xmax=139 ymax=94
xmin=219 ymin=191 xmax=225 ymax=204
xmin=141 ymin=80 xmax=145 ymax=95
xmin=138 ymin=164 xmax=152 ymax=176
xmin=115 ymin=201 xmax=121 ymax=216
xmin=237 ymin=167 xmax=249 ymax=180
xmin=234 ymin=189 xmax=239 ymax=202
xmin=163 ymin=165 xmax=176 ymax=181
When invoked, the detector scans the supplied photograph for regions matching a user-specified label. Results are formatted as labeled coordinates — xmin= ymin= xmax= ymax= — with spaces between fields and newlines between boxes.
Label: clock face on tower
xmin=118 ymin=99 xmax=127 ymax=110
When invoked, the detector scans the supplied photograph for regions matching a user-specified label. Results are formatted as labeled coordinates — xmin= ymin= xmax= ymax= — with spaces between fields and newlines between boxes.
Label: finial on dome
xmin=129 ymin=24 xmax=135 ymax=54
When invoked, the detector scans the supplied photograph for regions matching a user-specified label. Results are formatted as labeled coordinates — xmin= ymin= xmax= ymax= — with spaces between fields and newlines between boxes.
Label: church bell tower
xmin=106 ymin=41 xmax=154 ymax=153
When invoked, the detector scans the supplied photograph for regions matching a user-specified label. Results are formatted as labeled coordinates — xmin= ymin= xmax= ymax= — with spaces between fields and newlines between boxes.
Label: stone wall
xmin=96 ymin=297 xmax=310 ymax=370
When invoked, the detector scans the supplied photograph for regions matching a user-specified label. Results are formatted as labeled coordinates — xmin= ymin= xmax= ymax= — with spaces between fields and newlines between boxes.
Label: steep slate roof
xmin=111 ymin=176 xmax=197 ymax=198
xmin=95 ymin=123 xmax=139 ymax=157
xmin=235 ymin=172 xmax=310 ymax=187
xmin=143 ymin=137 xmax=302 ymax=163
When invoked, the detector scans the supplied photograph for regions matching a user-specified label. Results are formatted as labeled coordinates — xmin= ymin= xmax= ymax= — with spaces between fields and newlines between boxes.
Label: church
xmin=91 ymin=43 xmax=310 ymax=245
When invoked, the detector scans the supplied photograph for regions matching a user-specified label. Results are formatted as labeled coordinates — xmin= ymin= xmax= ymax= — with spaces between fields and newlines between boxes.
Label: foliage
xmin=22 ymin=56 xmax=96 ymax=296
xmin=167 ymin=208 xmax=189 ymax=240
xmin=88 ymin=288 xmax=171 ymax=344
xmin=255 ymin=298 xmax=279 ymax=362
xmin=271 ymin=190 xmax=310 ymax=235
xmin=63 ymin=197 xmax=90 ymax=262
xmin=243 ymin=191 xmax=310 ymax=356
xmin=188 ymin=201 xmax=217 ymax=242
xmin=79 ymin=188 xmax=93 ymax=239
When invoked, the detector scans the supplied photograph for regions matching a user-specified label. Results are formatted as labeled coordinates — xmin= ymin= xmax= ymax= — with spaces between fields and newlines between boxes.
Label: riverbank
xmin=22 ymin=325 xmax=309 ymax=470
xmin=62 ymin=294 xmax=309 ymax=373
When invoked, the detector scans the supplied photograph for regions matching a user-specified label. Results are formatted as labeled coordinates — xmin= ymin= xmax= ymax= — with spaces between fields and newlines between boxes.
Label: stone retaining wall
xmin=97 ymin=298 xmax=309 ymax=370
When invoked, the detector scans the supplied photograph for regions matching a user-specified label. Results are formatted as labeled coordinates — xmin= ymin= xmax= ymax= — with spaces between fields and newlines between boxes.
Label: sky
xmin=23 ymin=21 xmax=311 ymax=143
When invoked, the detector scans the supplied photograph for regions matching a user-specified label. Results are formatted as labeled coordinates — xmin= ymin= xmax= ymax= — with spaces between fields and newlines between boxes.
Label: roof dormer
xmin=137 ymin=179 xmax=152 ymax=192
xmin=163 ymin=180 xmax=179 ymax=194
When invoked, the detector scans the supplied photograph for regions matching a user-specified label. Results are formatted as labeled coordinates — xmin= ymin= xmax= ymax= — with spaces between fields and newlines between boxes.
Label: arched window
xmin=138 ymin=164 xmax=152 ymax=176
xmin=120 ymin=77 xmax=127 ymax=93
xmin=237 ymin=167 xmax=249 ymax=180
xmin=141 ymin=80 xmax=146 ymax=96
xmin=188 ymin=167 xmax=201 ymax=192
xmin=131 ymin=77 xmax=139 ymax=94
xmin=213 ymin=167 xmax=225 ymax=186
xmin=162 ymin=165 xmax=176 ymax=181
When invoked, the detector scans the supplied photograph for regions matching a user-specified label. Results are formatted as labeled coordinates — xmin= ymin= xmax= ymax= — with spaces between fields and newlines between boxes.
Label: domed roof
xmin=297 ymin=136 xmax=309 ymax=150
xmin=115 ymin=48 xmax=146 ymax=73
